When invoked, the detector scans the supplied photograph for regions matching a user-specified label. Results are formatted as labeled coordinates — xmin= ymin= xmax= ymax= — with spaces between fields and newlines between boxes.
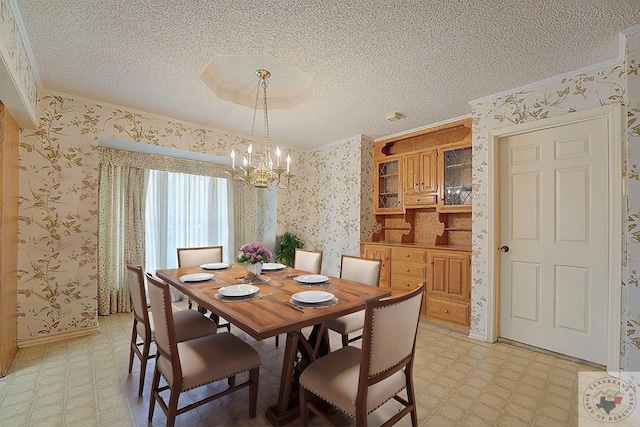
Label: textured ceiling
xmin=13 ymin=0 xmax=640 ymax=150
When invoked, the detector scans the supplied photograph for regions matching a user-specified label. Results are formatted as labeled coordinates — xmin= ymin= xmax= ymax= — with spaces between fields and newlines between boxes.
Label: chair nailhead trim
xmin=180 ymin=364 xmax=260 ymax=392
xmin=301 ymin=384 xmax=407 ymax=417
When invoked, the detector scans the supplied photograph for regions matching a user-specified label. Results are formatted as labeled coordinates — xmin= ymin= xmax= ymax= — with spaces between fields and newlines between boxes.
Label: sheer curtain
xmin=145 ymin=170 xmax=232 ymax=276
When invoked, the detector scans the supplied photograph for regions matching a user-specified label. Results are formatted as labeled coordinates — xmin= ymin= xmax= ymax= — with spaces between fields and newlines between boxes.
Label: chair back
xmin=146 ymin=273 xmax=180 ymax=369
xmin=294 ymin=249 xmax=323 ymax=274
xmin=177 ymin=246 xmax=223 ymax=267
xmin=340 ymin=255 xmax=381 ymax=286
xmin=127 ymin=263 xmax=149 ymax=328
xmin=361 ymin=284 xmax=424 ymax=379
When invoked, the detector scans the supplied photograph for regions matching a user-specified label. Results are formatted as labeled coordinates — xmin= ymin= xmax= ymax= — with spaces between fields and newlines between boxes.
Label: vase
xmin=246 ymin=262 xmax=263 ymax=278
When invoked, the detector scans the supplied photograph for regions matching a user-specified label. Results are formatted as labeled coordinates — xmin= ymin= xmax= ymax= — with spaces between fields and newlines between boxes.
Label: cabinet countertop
xmin=362 ymin=241 xmax=471 ymax=252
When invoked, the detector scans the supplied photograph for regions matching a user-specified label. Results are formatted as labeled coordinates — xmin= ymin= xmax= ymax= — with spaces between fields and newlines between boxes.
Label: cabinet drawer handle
xmin=406 ymin=254 xmax=410 ymax=258
xmin=444 ymin=309 xmax=449 ymax=313
xmin=406 ymin=268 xmax=410 ymax=272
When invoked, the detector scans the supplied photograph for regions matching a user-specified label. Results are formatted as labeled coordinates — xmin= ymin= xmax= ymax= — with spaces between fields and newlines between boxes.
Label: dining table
xmin=155 ymin=263 xmax=390 ymax=426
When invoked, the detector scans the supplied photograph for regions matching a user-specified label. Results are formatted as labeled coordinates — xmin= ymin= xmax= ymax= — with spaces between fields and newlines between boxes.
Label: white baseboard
xmin=467 ymin=330 xmax=490 ymax=342
xmin=18 ymin=326 xmax=100 ymax=348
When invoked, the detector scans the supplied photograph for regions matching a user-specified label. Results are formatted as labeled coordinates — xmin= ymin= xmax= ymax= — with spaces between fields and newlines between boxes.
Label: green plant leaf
xmin=275 ymin=232 xmax=304 ymax=266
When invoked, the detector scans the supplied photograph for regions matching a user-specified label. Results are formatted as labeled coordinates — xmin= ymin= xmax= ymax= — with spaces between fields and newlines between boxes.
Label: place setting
xmin=179 ymin=273 xmax=215 ymax=283
xmin=214 ymin=284 xmax=271 ymax=302
xmin=200 ymin=262 xmax=230 ymax=270
xmin=286 ymin=290 xmax=338 ymax=310
xmin=293 ymin=274 xmax=331 ymax=286
xmin=260 ymin=262 xmax=287 ymax=273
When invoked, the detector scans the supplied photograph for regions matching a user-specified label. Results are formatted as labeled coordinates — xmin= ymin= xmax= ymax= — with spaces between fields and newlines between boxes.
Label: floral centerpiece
xmin=237 ymin=242 xmax=273 ymax=278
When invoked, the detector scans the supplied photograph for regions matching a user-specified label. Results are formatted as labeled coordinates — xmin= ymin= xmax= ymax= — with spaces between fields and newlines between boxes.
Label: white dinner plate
xmin=200 ymin=262 xmax=229 ymax=270
xmin=261 ymin=262 xmax=287 ymax=271
xmin=291 ymin=290 xmax=334 ymax=304
xmin=179 ymin=273 xmax=214 ymax=283
xmin=218 ymin=284 xmax=259 ymax=297
xmin=294 ymin=274 xmax=330 ymax=284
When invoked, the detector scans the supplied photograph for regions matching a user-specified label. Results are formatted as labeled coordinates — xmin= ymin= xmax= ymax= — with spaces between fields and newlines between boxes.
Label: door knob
xmin=498 ymin=246 xmax=509 ymax=253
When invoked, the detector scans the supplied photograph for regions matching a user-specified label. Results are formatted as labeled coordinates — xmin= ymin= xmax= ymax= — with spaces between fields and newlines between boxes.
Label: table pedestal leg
xmin=265 ymin=326 xmax=329 ymax=426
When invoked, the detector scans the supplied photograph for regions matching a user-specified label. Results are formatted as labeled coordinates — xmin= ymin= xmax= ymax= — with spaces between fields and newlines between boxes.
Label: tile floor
xmin=0 ymin=308 xmax=600 ymax=427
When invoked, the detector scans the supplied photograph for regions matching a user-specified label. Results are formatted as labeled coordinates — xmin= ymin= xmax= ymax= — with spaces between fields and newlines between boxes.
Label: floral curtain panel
xmin=97 ymin=161 xmax=147 ymax=315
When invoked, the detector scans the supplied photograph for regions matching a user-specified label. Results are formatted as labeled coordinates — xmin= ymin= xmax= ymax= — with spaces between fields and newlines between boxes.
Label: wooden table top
xmin=155 ymin=264 xmax=390 ymax=341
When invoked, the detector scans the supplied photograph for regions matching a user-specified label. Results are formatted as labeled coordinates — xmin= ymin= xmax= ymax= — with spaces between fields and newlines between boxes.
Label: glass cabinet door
xmin=375 ymin=157 xmax=403 ymax=213
xmin=441 ymin=146 xmax=472 ymax=210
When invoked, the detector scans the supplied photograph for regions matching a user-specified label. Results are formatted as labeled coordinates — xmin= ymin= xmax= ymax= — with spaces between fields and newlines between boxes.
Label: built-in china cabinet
xmin=363 ymin=117 xmax=472 ymax=333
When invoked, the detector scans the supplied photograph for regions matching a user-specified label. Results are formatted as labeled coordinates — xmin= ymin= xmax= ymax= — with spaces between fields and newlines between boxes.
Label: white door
xmin=499 ymin=116 xmax=609 ymax=365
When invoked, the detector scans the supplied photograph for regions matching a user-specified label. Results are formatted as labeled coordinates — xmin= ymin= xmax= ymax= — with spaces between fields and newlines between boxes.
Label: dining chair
xmin=176 ymin=245 xmax=231 ymax=332
xmin=176 ymin=245 xmax=223 ymax=267
xmin=146 ymin=273 xmax=260 ymax=427
xmin=326 ymin=255 xmax=382 ymax=347
xmin=294 ymin=248 xmax=323 ymax=274
xmin=299 ymin=284 xmax=424 ymax=427
xmin=126 ymin=263 xmax=219 ymax=396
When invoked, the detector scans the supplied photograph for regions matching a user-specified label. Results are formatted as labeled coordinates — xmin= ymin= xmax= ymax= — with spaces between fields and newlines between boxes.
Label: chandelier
xmin=226 ymin=69 xmax=294 ymax=189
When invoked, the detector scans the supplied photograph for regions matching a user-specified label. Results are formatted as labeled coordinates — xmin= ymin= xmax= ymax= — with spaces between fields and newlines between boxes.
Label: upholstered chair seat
xmin=126 ymin=263 xmax=218 ymax=396
xmin=298 ymin=346 xmax=406 ymax=415
xmin=300 ymin=285 xmax=424 ymax=427
xmin=146 ymin=273 xmax=260 ymax=426
xmin=176 ymin=245 xmax=231 ymax=332
xmin=324 ymin=311 xmax=365 ymax=337
xmin=156 ymin=332 xmax=260 ymax=391
xmin=326 ymin=255 xmax=382 ymax=347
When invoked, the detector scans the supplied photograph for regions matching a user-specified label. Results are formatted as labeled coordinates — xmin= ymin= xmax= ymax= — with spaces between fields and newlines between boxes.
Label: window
xmin=145 ymin=170 xmax=231 ymax=274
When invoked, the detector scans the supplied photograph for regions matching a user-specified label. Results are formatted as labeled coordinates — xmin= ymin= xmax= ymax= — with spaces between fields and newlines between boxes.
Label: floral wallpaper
xmin=470 ymin=31 xmax=640 ymax=369
xmin=0 ymin=0 xmax=36 ymax=119
xmin=360 ymin=135 xmax=376 ymax=244
xmin=17 ymin=90 xmax=370 ymax=341
xmin=275 ymin=149 xmax=321 ymax=251
xmin=276 ymin=136 xmax=372 ymax=277
xmin=17 ymin=92 xmax=258 ymax=341
xmin=625 ymin=30 xmax=640 ymax=370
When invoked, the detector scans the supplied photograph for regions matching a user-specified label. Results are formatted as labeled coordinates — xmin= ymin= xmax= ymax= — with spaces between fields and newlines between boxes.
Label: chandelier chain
xmin=250 ymin=78 xmax=261 ymax=137
xmin=262 ymin=79 xmax=270 ymax=146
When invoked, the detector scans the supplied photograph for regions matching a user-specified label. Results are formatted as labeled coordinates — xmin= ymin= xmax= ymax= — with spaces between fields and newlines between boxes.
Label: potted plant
xmin=275 ymin=232 xmax=304 ymax=267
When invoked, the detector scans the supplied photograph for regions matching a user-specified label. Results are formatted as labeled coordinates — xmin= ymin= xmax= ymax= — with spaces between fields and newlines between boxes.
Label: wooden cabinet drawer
xmin=393 ymin=261 xmax=425 ymax=279
xmin=392 ymin=248 xmax=426 ymax=263
xmin=390 ymin=275 xmax=424 ymax=291
xmin=426 ymin=297 xmax=469 ymax=326
xmin=404 ymin=193 xmax=436 ymax=207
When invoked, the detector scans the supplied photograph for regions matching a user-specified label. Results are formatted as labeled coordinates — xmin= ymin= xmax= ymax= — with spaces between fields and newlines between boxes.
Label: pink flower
xmin=237 ymin=242 xmax=273 ymax=264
